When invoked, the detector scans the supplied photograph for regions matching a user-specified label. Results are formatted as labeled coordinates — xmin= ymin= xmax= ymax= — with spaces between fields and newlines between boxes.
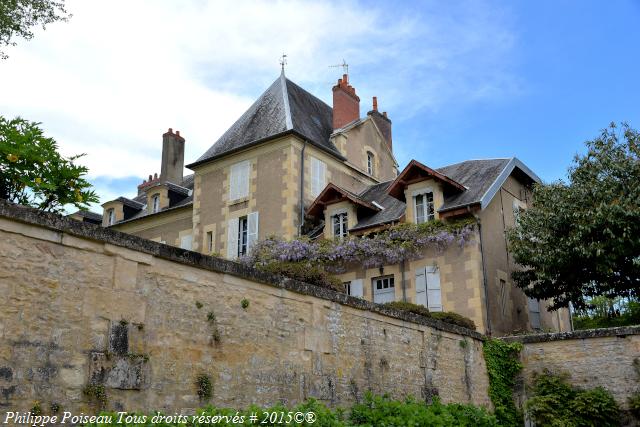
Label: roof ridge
xmin=280 ymin=71 xmax=293 ymax=130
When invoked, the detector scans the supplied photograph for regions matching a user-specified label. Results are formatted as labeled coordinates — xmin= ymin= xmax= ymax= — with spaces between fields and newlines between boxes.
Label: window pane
xmin=415 ymin=194 xmax=425 ymax=223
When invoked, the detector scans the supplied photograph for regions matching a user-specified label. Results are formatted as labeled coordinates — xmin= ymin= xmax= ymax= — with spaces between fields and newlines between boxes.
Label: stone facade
xmin=0 ymin=201 xmax=490 ymax=413
xmin=504 ymin=327 xmax=640 ymax=414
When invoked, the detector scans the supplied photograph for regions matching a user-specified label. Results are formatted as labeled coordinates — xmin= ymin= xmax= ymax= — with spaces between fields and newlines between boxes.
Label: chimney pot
xmin=176 ymin=130 xmax=180 ymax=137
xmin=343 ymin=74 xmax=348 ymax=84
xmin=383 ymin=111 xmax=387 ymax=118
xmin=168 ymin=128 xmax=172 ymax=134
xmin=149 ymin=174 xmax=152 ymax=181
xmin=373 ymin=96 xmax=378 ymax=111
xmin=154 ymin=173 xmax=158 ymax=179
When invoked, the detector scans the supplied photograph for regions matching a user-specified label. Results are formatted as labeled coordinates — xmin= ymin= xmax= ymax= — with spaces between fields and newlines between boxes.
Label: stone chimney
xmin=160 ymin=128 xmax=185 ymax=184
xmin=367 ymin=96 xmax=392 ymax=151
xmin=332 ymin=74 xmax=360 ymax=130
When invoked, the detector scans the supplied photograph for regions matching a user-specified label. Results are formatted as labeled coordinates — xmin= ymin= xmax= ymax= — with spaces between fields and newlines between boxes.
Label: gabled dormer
xmin=387 ymin=160 xmax=466 ymax=223
xmin=101 ymin=197 xmax=144 ymax=226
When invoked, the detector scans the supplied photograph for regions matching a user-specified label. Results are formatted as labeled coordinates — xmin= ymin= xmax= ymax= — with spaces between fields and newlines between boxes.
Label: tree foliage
xmin=508 ymin=123 xmax=640 ymax=310
xmin=0 ymin=116 xmax=98 ymax=213
xmin=0 ymin=0 xmax=70 ymax=59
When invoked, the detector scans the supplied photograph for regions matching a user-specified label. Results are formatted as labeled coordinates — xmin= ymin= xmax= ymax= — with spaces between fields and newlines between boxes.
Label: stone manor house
xmin=88 ymin=71 xmax=572 ymax=336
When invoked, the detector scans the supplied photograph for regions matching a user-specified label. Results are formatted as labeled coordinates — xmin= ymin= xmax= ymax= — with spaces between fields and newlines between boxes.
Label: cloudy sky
xmin=1 ymin=0 xmax=639 ymax=210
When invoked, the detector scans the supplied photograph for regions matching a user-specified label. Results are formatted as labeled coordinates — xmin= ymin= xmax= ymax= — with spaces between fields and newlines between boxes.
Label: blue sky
xmin=1 ymin=0 xmax=638 ymax=209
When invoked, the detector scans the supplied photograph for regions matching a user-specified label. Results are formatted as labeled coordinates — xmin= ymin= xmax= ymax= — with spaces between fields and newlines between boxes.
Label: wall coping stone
xmin=501 ymin=325 xmax=640 ymax=344
xmin=0 ymin=200 xmax=485 ymax=340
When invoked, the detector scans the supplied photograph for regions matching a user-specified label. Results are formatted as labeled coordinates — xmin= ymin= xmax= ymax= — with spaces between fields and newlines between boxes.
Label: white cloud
xmin=0 ymin=0 xmax=520 ymax=206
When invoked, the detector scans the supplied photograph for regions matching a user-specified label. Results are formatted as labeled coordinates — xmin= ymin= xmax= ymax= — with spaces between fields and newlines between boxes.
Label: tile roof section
xmin=188 ymin=73 xmax=343 ymax=168
xmin=350 ymin=181 xmax=405 ymax=231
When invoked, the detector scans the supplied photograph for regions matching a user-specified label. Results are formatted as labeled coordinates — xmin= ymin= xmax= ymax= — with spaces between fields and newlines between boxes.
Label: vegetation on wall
xmin=82 ymin=383 xmax=107 ymax=408
xmin=524 ymin=371 xmax=620 ymax=427
xmin=508 ymin=123 xmax=640 ymax=310
xmin=196 ymin=374 xmax=212 ymax=400
xmin=0 ymin=116 xmax=98 ymax=213
xmin=482 ymin=339 xmax=523 ymax=427
xmin=382 ymin=301 xmax=476 ymax=330
xmin=82 ymin=393 xmax=499 ymax=426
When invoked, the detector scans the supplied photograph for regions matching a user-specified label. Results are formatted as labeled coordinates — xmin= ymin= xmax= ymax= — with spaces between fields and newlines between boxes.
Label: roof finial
xmin=329 ymin=59 xmax=349 ymax=75
xmin=279 ymin=53 xmax=287 ymax=74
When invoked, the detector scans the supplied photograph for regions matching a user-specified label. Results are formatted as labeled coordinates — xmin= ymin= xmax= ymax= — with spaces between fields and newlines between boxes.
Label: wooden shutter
xmin=227 ymin=217 xmax=239 ymax=258
xmin=180 ymin=234 xmax=192 ymax=250
xmin=415 ymin=268 xmax=427 ymax=306
xmin=349 ymin=279 xmax=363 ymax=298
xmin=426 ymin=266 xmax=442 ymax=312
xmin=247 ymin=211 xmax=259 ymax=251
xmin=311 ymin=157 xmax=326 ymax=196
xmin=230 ymin=161 xmax=250 ymax=200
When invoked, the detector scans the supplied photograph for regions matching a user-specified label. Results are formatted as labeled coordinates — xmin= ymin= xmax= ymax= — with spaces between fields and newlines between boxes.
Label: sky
xmin=1 ymin=0 xmax=639 ymax=211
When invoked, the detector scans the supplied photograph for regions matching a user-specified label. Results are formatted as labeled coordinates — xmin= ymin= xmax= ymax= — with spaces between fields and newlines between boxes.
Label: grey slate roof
xmin=347 ymin=158 xmax=520 ymax=231
xmin=70 ymin=210 xmax=103 ymax=223
xmin=188 ymin=73 xmax=343 ymax=167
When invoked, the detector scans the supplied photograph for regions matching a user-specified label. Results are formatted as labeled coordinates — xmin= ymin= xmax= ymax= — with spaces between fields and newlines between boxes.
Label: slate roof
xmin=69 ymin=210 xmax=103 ymax=224
xmin=316 ymin=158 xmax=533 ymax=233
xmin=188 ymin=73 xmax=343 ymax=168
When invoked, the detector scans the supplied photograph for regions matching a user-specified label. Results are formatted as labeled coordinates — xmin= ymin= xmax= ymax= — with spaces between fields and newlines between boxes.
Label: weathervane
xmin=329 ymin=59 xmax=349 ymax=75
xmin=279 ymin=53 xmax=288 ymax=72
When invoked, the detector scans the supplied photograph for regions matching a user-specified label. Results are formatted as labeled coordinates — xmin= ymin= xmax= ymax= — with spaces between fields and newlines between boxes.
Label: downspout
xmin=472 ymin=207 xmax=492 ymax=335
xmin=298 ymin=140 xmax=307 ymax=236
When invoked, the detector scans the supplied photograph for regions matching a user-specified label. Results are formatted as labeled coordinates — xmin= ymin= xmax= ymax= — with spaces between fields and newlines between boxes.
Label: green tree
xmin=508 ymin=123 xmax=640 ymax=310
xmin=0 ymin=0 xmax=70 ymax=59
xmin=0 ymin=116 xmax=98 ymax=213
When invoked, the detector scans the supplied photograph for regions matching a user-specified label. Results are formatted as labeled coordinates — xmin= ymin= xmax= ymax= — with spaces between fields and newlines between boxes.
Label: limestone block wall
xmin=0 ymin=201 xmax=491 ymax=414
xmin=504 ymin=327 xmax=640 ymax=411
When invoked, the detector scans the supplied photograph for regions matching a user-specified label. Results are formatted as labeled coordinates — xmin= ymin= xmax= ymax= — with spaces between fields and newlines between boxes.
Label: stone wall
xmin=503 ymin=327 xmax=640 ymax=412
xmin=0 ymin=201 xmax=491 ymax=414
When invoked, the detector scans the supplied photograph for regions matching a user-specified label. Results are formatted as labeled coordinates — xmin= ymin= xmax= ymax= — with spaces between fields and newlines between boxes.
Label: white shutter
xmin=415 ymin=268 xmax=427 ymax=307
xmin=180 ymin=234 xmax=192 ymax=250
xmin=426 ymin=267 xmax=442 ymax=312
xmin=349 ymin=279 xmax=363 ymax=298
xmin=247 ymin=211 xmax=259 ymax=252
xmin=310 ymin=157 xmax=326 ymax=197
xmin=227 ymin=217 xmax=239 ymax=259
xmin=528 ymin=297 xmax=541 ymax=329
xmin=230 ymin=161 xmax=250 ymax=200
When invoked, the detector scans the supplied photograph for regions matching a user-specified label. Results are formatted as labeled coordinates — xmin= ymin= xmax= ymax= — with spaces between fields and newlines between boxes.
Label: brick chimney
xmin=332 ymin=74 xmax=360 ymax=130
xmin=160 ymin=128 xmax=185 ymax=184
xmin=367 ymin=96 xmax=392 ymax=151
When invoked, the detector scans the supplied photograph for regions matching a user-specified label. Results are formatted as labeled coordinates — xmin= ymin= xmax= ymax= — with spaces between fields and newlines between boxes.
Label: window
xmin=345 ymin=279 xmax=363 ymax=298
xmin=206 ymin=231 xmax=214 ymax=253
xmin=332 ymin=212 xmax=348 ymax=239
xmin=107 ymin=208 xmax=115 ymax=226
xmin=367 ymin=151 xmax=374 ymax=175
xmin=229 ymin=160 xmax=250 ymax=200
xmin=372 ymin=275 xmax=395 ymax=304
xmin=152 ymin=194 xmax=160 ymax=213
xmin=528 ymin=297 xmax=541 ymax=329
xmin=227 ymin=212 xmax=259 ymax=259
xmin=415 ymin=266 xmax=442 ymax=311
xmin=310 ymin=157 xmax=326 ymax=197
xmin=414 ymin=192 xmax=434 ymax=224
xmin=180 ymin=234 xmax=192 ymax=250
xmin=500 ymin=279 xmax=508 ymax=316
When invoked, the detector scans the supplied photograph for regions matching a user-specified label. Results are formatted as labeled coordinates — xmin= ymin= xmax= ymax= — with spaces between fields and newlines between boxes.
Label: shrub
xmin=483 ymin=339 xmax=523 ymax=427
xmin=629 ymin=392 xmax=640 ymax=419
xmin=381 ymin=301 xmax=476 ymax=331
xmin=196 ymin=374 xmax=212 ymax=400
xmin=525 ymin=371 xmax=620 ymax=427
xmin=256 ymin=261 xmax=345 ymax=292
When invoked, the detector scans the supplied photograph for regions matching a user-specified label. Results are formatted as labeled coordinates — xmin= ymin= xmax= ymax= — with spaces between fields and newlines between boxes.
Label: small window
xmin=372 ymin=275 xmax=395 ymax=304
xmin=237 ymin=216 xmax=248 ymax=257
xmin=414 ymin=192 xmax=434 ymax=224
xmin=367 ymin=151 xmax=374 ymax=175
xmin=528 ymin=297 xmax=541 ymax=329
xmin=229 ymin=160 xmax=250 ymax=200
xmin=107 ymin=208 xmax=115 ymax=225
xmin=310 ymin=157 xmax=326 ymax=197
xmin=332 ymin=212 xmax=348 ymax=239
xmin=152 ymin=194 xmax=160 ymax=213
xmin=345 ymin=279 xmax=363 ymax=298
xmin=206 ymin=231 xmax=214 ymax=253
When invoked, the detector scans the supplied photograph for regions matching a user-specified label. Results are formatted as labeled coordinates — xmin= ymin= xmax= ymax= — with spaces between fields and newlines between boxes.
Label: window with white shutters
xmin=415 ymin=266 xmax=442 ymax=311
xmin=367 ymin=151 xmax=374 ymax=175
xmin=227 ymin=217 xmax=239 ymax=259
xmin=310 ymin=157 xmax=326 ymax=197
xmin=333 ymin=212 xmax=348 ymax=239
xmin=229 ymin=160 xmax=250 ymax=200
xmin=107 ymin=208 xmax=115 ymax=225
xmin=152 ymin=194 xmax=160 ymax=213
xmin=346 ymin=279 xmax=363 ymax=298
xmin=180 ymin=234 xmax=192 ymax=250
xmin=246 ymin=211 xmax=259 ymax=253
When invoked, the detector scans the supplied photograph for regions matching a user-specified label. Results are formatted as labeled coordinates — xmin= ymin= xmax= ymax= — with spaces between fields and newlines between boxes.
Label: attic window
xmin=332 ymin=212 xmax=348 ymax=239
xmin=107 ymin=208 xmax=115 ymax=225
xmin=414 ymin=192 xmax=434 ymax=224
xmin=152 ymin=194 xmax=160 ymax=213
xmin=367 ymin=151 xmax=374 ymax=175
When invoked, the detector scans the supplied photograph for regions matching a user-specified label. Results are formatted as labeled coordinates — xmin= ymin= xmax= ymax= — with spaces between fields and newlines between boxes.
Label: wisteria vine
xmin=241 ymin=219 xmax=476 ymax=273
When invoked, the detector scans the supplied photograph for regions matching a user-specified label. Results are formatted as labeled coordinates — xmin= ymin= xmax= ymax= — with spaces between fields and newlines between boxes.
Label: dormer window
xmin=152 ymin=194 xmax=160 ymax=213
xmin=107 ymin=208 xmax=115 ymax=226
xmin=333 ymin=212 xmax=348 ymax=239
xmin=367 ymin=151 xmax=374 ymax=175
xmin=414 ymin=192 xmax=434 ymax=224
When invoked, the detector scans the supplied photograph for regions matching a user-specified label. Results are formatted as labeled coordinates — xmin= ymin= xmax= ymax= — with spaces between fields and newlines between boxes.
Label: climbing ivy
xmin=483 ymin=339 xmax=523 ymax=427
